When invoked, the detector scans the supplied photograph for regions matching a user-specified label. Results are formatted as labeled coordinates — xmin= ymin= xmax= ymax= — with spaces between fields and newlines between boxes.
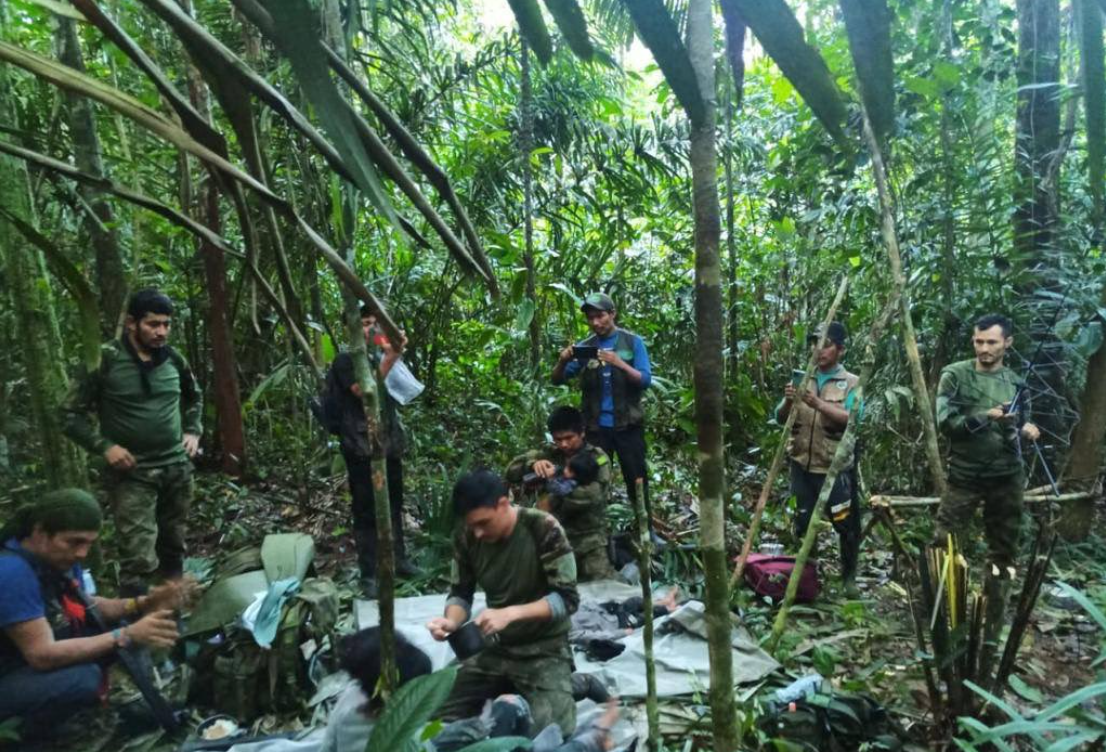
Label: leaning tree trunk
xmin=1015 ymin=0 xmax=1067 ymax=481
xmin=0 ymin=41 xmax=85 ymax=489
xmin=688 ymin=0 xmax=738 ymax=749
xmin=1061 ymin=0 xmax=1106 ymax=539
xmin=519 ymin=38 xmax=541 ymax=374
xmin=179 ymin=0 xmax=247 ymax=477
xmin=54 ymin=17 xmax=128 ymax=335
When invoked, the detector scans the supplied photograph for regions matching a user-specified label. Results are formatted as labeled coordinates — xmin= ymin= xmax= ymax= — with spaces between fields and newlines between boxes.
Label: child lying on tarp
xmin=322 ymin=628 xmax=620 ymax=752
xmin=569 ymin=587 xmax=681 ymax=661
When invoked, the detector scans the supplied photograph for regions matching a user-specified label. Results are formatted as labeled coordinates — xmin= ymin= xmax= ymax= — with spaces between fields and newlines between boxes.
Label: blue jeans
xmin=0 ymin=662 xmax=103 ymax=733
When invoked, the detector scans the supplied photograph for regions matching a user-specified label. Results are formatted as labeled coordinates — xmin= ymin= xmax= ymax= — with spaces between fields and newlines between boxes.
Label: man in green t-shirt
xmin=428 ymin=470 xmax=579 ymax=733
xmin=62 ymin=289 xmax=202 ymax=595
xmin=505 ymin=406 xmax=614 ymax=581
xmin=933 ymin=313 xmax=1040 ymax=571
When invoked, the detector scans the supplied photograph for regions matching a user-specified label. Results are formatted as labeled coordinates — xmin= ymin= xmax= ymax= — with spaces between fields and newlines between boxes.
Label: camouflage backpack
xmin=759 ymin=688 xmax=905 ymax=751
xmin=185 ymin=534 xmax=339 ymax=721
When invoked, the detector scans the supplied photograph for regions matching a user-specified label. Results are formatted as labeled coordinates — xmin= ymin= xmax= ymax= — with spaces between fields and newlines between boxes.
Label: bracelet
xmin=124 ymin=597 xmax=140 ymax=616
xmin=111 ymin=627 xmax=131 ymax=649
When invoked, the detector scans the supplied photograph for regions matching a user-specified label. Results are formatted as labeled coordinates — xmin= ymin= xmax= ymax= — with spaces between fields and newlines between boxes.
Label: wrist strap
xmin=112 ymin=627 xmax=131 ymax=649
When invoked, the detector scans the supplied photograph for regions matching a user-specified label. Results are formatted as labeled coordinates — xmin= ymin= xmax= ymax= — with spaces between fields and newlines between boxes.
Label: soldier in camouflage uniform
xmin=505 ymin=406 xmax=614 ymax=581
xmin=62 ymin=289 xmax=202 ymax=595
xmin=428 ymin=470 xmax=579 ymax=734
xmin=934 ymin=313 xmax=1040 ymax=569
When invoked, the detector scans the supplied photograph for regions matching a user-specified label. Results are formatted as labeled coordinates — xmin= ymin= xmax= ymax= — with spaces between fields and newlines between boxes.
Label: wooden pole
xmin=730 ymin=275 xmax=849 ymax=589
xmin=634 ymin=478 xmax=659 ymax=750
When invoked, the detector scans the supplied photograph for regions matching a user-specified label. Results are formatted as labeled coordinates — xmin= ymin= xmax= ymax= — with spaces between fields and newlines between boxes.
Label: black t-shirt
xmin=330 ymin=351 xmax=406 ymax=458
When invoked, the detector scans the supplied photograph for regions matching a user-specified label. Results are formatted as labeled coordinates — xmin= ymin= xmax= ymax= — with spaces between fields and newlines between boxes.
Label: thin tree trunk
xmin=179 ymin=0 xmax=246 ymax=476
xmin=0 ymin=36 xmax=85 ymax=489
xmin=687 ymin=0 xmax=737 ymax=749
xmin=54 ymin=17 xmax=128 ymax=335
xmin=633 ymin=478 xmax=659 ymax=748
xmin=768 ymin=291 xmax=901 ymax=651
xmin=1061 ymin=0 xmax=1106 ymax=537
xmin=862 ymin=106 xmax=947 ymax=496
xmin=722 ymin=10 xmax=744 ymax=385
xmin=519 ymin=39 xmax=540 ymax=373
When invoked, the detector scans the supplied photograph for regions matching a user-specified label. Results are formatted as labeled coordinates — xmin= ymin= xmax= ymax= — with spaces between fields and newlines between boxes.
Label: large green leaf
xmin=620 ymin=0 xmax=705 ymax=126
xmin=507 ymin=0 xmax=554 ymax=65
xmin=839 ymin=0 xmax=895 ymax=144
xmin=721 ymin=0 xmax=847 ymax=146
xmin=258 ymin=0 xmax=398 ymax=230
xmin=365 ymin=666 xmax=458 ymax=752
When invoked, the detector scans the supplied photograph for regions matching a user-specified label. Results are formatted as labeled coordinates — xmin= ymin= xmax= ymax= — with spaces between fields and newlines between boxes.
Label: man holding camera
xmin=776 ymin=321 xmax=862 ymax=597
xmin=552 ymin=293 xmax=654 ymax=538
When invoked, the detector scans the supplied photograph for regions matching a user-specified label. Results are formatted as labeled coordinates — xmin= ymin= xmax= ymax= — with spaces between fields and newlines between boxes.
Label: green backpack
xmin=185 ymin=535 xmax=339 ymax=721
xmin=759 ymin=689 xmax=904 ymax=752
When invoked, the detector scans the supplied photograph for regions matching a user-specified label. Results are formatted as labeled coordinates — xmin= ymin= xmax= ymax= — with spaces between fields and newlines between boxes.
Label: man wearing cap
xmin=0 ymin=489 xmax=186 ymax=735
xmin=62 ymin=288 xmax=202 ymax=595
xmin=776 ymin=321 xmax=863 ymax=596
xmin=552 ymin=293 xmax=654 ymax=534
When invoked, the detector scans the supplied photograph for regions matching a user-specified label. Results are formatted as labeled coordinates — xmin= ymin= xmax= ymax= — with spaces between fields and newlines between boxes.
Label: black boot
xmin=354 ymin=529 xmax=378 ymax=598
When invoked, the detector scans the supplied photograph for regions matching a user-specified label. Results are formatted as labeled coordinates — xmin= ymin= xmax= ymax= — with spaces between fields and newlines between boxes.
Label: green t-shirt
xmin=936 ymin=359 xmax=1025 ymax=480
xmin=446 ymin=508 xmax=578 ymax=651
xmin=62 ymin=339 xmax=202 ymax=468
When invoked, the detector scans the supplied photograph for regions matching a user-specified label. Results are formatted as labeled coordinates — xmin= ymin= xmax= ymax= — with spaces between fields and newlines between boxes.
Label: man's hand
xmin=126 ymin=610 xmax=179 ymax=649
xmin=1021 ymin=422 xmax=1041 ymax=442
xmin=783 ymin=383 xmax=796 ymax=401
xmin=987 ymin=404 xmax=1018 ymax=422
xmin=144 ymin=578 xmax=200 ymax=612
xmin=427 ymin=617 xmax=460 ymax=642
xmin=800 ymin=391 xmax=821 ymax=410
xmin=105 ymin=444 xmax=136 ymax=471
xmin=558 ymin=344 xmax=574 ymax=364
xmin=474 ymin=607 xmax=516 ymax=637
xmin=596 ymin=349 xmax=626 ymax=369
xmin=532 ymin=459 xmax=557 ymax=479
xmin=182 ymin=433 xmax=200 ymax=458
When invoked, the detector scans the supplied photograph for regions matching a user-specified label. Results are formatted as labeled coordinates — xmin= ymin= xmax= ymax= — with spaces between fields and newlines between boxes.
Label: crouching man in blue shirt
xmin=0 ymin=489 xmax=185 ymax=738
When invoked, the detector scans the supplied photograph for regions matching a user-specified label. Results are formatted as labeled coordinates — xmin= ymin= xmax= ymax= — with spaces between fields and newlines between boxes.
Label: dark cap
xmin=807 ymin=321 xmax=848 ymax=347
xmin=581 ymin=293 xmax=615 ymax=313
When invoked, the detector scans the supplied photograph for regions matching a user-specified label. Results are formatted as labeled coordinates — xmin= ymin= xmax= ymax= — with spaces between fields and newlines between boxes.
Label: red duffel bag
xmin=742 ymin=554 xmax=820 ymax=603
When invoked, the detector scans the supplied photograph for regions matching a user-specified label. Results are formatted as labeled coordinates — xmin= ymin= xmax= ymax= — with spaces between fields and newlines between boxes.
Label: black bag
xmin=309 ymin=366 xmax=345 ymax=436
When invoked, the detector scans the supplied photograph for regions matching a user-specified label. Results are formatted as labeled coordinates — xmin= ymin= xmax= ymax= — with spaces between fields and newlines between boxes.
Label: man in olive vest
xmin=777 ymin=321 xmax=862 ymax=596
xmin=63 ymin=289 xmax=202 ymax=596
xmin=552 ymin=293 xmax=654 ymax=537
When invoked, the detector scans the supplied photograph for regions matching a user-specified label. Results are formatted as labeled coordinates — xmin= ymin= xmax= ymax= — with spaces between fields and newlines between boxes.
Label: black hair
xmin=452 ymin=469 xmax=507 ymax=516
xmin=974 ymin=313 xmax=1013 ymax=338
xmin=547 ymin=405 xmax=585 ymax=435
xmin=127 ymin=288 xmax=174 ymax=321
xmin=359 ymin=303 xmax=374 ymax=319
xmin=338 ymin=627 xmax=431 ymax=705
xmin=566 ymin=452 xmax=599 ymax=487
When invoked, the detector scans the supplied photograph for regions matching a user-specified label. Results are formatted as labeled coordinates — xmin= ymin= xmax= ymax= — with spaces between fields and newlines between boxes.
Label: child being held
xmin=543 ymin=452 xmax=600 ymax=498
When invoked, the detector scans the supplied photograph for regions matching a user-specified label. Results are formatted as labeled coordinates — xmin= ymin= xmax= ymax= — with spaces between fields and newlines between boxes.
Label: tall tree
xmin=54 ymin=17 xmax=128 ymax=334
xmin=0 ymin=16 xmax=85 ymax=489
xmin=178 ymin=0 xmax=247 ymax=477
xmin=1015 ymin=0 xmax=1066 ymax=476
xmin=1062 ymin=0 xmax=1106 ymax=538
xmin=519 ymin=38 xmax=540 ymax=372
xmin=687 ymin=0 xmax=738 ymax=748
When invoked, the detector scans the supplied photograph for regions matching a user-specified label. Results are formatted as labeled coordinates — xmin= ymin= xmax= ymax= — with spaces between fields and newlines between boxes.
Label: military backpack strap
xmin=164 ymin=345 xmax=198 ymax=402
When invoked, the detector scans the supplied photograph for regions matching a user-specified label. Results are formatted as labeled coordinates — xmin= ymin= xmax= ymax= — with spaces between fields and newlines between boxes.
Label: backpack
xmin=309 ymin=364 xmax=346 ymax=436
xmin=744 ymin=554 xmax=820 ymax=603
xmin=759 ymin=688 xmax=904 ymax=751
xmin=185 ymin=535 xmax=339 ymax=721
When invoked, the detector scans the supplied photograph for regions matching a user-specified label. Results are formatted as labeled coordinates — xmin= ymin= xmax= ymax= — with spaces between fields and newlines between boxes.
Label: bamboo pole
xmin=730 ymin=275 xmax=850 ymax=589
xmin=633 ymin=478 xmax=659 ymax=750
xmin=860 ymin=106 xmax=948 ymax=497
xmin=768 ymin=290 xmax=900 ymax=651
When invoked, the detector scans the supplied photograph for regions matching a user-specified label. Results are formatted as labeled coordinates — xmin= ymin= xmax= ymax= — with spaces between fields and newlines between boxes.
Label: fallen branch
xmin=869 ymin=490 xmax=1091 ymax=507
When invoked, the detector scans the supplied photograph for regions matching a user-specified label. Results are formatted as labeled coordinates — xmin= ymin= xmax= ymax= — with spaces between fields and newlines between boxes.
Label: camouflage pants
xmin=933 ymin=471 xmax=1024 ymax=569
xmin=438 ymin=641 xmax=575 ymax=734
xmin=574 ymin=538 xmax=615 ymax=583
xmin=106 ymin=462 xmax=193 ymax=592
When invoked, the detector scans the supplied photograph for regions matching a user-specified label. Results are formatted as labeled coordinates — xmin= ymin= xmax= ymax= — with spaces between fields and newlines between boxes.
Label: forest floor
xmin=41 ymin=462 xmax=1106 ymax=752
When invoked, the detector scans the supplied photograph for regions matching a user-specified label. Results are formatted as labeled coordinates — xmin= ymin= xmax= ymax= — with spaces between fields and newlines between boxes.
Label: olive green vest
xmin=580 ymin=329 xmax=643 ymax=431
xmin=787 ymin=368 xmax=860 ymax=474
